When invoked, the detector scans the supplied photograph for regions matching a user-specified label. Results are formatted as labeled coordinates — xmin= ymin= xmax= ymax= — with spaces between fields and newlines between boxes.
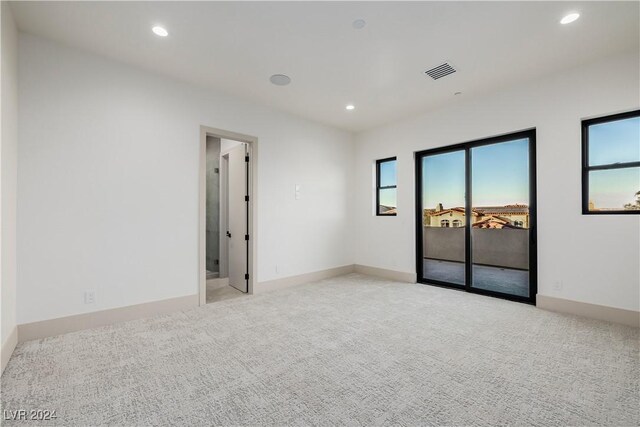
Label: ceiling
xmin=11 ymin=2 xmax=639 ymax=132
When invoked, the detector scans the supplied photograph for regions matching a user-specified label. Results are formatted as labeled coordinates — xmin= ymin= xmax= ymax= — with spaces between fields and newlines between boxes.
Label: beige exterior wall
xmin=426 ymin=211 xmax=466 ymax=227
xmin=506 ymin=214 xmax=529 ymax=228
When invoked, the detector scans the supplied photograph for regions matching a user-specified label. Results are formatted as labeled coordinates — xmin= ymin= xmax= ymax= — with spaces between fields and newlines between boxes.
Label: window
xmin=452 ymin=219 xmax=462 ymax=227
xmin=376 ymin=157 xmax=397 ymax=216
xmin=440 ymin=219 xmax=450 ymax=227
xmin=582 ymin=110 xmax=640 ymax=214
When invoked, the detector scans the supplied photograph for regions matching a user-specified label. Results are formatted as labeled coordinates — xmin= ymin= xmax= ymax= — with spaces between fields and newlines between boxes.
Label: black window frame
xmin=376 ymin=157 xmax=397 ymax=216
xmin=582 ymin=109 xmax=640 ymax=215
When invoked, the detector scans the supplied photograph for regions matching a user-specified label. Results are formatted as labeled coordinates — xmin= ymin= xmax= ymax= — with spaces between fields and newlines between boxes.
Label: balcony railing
xmin=423 ymin=227 xmax=529 ymax=270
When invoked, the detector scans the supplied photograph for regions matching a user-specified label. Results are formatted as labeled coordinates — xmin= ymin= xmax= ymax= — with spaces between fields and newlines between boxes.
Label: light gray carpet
xmin=1 ymin=274 xmax=638 ymax=426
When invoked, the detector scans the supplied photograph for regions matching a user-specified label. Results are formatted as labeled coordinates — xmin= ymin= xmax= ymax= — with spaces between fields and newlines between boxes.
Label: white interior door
xmin=219 ymin=154 xmax=229 ymax=279
xmin=227 ymin=144 xmax=248 ymax=292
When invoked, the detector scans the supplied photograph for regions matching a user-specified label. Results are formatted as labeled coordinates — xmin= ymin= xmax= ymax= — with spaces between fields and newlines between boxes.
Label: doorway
xmin=415 ymin=129 xmax=537 ymax=303
xmin=200 ymin=127 xmax=256 ymax=305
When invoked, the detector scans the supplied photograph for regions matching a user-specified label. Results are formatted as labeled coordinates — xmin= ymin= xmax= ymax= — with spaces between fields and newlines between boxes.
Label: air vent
xmin=425 ymin=63 xmax=456 ymax=80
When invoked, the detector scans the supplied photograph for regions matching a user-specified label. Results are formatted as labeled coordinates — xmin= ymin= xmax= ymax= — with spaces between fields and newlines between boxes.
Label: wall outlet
xmin=84 ymin=290 xmax=96 ymax=304
xmin=295 ymin=184 xmax=301 ymax=200
xmin=552 ymin=280 xmax=563 ymax=291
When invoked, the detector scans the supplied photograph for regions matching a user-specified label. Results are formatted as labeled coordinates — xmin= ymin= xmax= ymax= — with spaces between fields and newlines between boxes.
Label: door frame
xmin=414 ymin=128 xmax=537 ymax=304
xmin=199 ymin=126 xmax=258 ymax=305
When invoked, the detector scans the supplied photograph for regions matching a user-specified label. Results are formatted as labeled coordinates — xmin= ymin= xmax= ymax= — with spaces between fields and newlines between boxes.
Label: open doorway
xmin=200 ymin=127 xmax=256 ymax=305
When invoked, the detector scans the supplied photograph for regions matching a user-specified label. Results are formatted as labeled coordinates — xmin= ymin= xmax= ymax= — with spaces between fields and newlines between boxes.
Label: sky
xmin=588 ymin=116 xmax=639 ymax=209
xmin=590 ymin=167 xmax=639 ymax=209
xmin=422 ymin=138 xmax=529 ymax=209
xmin=589 ymin=116 xmax=639 ymax=166
xmin=379 ymin=160 xmax=397 ymax=187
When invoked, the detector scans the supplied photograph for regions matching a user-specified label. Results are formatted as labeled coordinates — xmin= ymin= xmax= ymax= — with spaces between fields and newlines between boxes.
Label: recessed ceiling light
xmin=352 ymin=19 xmax=366 ymax=30
xmin=346 ymin=104 xmax=355 ymax=111
xmin=152 ymin=26 xmax=169 ymax=37
xmin=269 ymin=74 xmax=291 ymax=86
xmin=560 ymin=13 xmax=580 ymax=25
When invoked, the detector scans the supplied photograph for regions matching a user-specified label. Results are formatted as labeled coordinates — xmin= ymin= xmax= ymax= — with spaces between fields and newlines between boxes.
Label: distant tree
xmin=623 ymin=190 xmax=640 ymax=210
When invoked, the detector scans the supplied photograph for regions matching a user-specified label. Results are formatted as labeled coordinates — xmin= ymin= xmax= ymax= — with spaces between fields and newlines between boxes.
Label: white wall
xmin=16 ymin=31 xmax=639 ymax=326
xmin=1 ymin=2 xmax=19 ymax=352
xmin=18 ymin=34 xmax=354 ymax=324
xmin=354 ymin=50 xmax=640 ymax=312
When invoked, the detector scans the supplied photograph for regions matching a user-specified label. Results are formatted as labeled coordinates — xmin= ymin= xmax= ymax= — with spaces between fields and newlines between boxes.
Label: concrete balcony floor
xmin=423 ymin=258 xmax=529 ymax=297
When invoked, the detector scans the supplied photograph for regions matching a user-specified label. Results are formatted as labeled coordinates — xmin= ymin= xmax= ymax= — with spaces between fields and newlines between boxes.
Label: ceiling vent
xmin=425 ymin=63 xmax=456 ymax=80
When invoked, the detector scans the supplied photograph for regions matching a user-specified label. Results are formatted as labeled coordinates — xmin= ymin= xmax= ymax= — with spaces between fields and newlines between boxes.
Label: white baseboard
xmin=1 ymin=325 xmax=18 ymax=374
xmin=537 ymin=295 xmax=639 ymax=328
xmin=354 ymin=264 xmax=416 ymax=283
xmin=16 ymin=265 xmax=358 ymax=343
xmin=255 ymin=265 xmax=356 ymax=294
xmin=18 ymin=294 xmax=199 ymax=343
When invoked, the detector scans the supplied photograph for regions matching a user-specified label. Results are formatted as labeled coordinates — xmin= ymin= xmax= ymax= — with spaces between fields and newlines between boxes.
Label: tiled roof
xmin=425 ymin=205 xmax=528 ymax=215
xmin=472 ymin=216 xmax=523 ymax=229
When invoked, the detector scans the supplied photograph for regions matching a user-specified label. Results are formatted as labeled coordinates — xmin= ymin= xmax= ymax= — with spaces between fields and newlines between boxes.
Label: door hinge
xmin=244 ymin=273 xmax=249 ymax=280
xmin=245 ymin=195 xmax=249 ymax=202
xmin=245 ymin=155 xmax=249 ymax=162
xmin=245 ymin=234 xmax=249 ymax=241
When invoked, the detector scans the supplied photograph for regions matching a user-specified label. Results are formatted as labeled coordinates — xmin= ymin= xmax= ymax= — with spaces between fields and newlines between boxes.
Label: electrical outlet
xmin=84 ymin=290 xmax=96 ymax=304
xmin=552 ymin=280 xmax=563 ymax=291
xmin=295 ymin=184 xmax=301 ymax=200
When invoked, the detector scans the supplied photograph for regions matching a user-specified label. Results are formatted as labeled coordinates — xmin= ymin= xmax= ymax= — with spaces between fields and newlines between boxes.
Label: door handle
xmin=226 ymin=231 xmax=231 ymax=238
xmin=530 ymin=226 xmax=536 ymax=245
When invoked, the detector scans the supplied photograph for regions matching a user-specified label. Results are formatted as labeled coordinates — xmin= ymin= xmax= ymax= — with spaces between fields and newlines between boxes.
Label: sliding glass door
xmin=420 ymin=149 xmax=467 ymax=287
xmin=416 ymin=130 xmax=536 ymax=303
xmin=470 ymin=139 xmax=532 ymax=298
